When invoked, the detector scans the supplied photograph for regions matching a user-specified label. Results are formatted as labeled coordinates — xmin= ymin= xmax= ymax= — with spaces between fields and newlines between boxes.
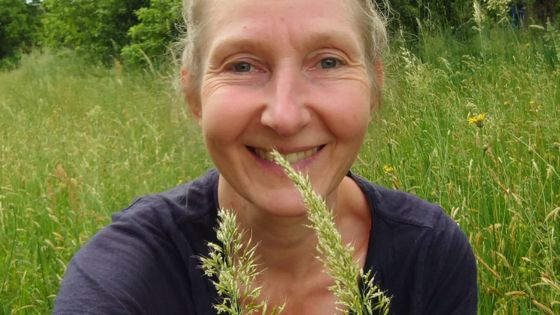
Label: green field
xmin=1 ymin=28 xmax=559 ymax=314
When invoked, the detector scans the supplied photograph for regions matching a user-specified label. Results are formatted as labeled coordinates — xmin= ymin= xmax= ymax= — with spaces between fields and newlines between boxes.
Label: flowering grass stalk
xmin=271 ymin=150 xmax=390 ymax=315
xmin=200 ymin=210 xmax=285 ymax=315
xmin=201 ymin=150 xmax=391 ymax=314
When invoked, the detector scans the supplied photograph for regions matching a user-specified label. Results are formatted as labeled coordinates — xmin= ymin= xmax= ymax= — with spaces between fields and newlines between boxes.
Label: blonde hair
xmin=180 ymin=0 xmax=387 ymax=94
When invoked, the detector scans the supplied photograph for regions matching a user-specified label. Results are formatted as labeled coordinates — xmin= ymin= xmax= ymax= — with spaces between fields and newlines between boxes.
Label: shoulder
xmin=113 ymin=169 xmax=219 ymax=227
xmin=87 ymin=168 xmax=220 ymax=274
xmin=54 ymin=170 xmax=220 ymax=315
xmin=351 ymin=172 xmax=448 ymax=231
xmin=351 ymin=172 xmax=472 ymax=261
xmin=351 ymin=173 xmax=477 ymax=314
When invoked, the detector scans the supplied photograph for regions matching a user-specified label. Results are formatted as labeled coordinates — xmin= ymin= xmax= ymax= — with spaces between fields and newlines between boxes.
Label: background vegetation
xmin=2 ymin=0 xmax=560 ymax=69
xmin=0 ymin=0 xmax=41 ymax=69
xmin=40 ymin=0 xmax=149 ymax=65
xmin=1 ymin=0 xmax=559 ymax=314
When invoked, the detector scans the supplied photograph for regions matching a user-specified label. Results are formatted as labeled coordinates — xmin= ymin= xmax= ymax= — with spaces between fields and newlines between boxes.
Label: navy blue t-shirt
xmin=54 ymin=170 xmax=477 ymax=314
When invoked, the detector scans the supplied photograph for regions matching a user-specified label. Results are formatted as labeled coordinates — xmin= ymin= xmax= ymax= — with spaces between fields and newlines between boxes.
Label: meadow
xmin=1 ymin=27 xmax=559 ymax=314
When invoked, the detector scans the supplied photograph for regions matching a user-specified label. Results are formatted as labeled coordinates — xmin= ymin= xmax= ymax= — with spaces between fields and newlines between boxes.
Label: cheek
xmin=317 ymin=84 xmax=371 ymax=140
xmin=199 ymin=86 xmax=261 ymax=144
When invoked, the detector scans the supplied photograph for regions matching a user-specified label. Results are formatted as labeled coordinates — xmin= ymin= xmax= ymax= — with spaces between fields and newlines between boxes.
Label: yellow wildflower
xmin=468 ymin=113 xmax=486 ymax=128
xmin=383 ymin=164 xmax=395 ymax=174
xmin=529 ymin=100 xmax=541 ymax=113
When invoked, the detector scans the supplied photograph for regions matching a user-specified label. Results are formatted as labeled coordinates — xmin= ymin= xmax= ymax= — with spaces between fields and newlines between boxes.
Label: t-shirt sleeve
xmin=52 ymin=224 xmax=140 ymax=314
xmin=53 ymin=198 xmax=197 ymax=315
xmin=420 ymin=214 xmax=477 ymax=315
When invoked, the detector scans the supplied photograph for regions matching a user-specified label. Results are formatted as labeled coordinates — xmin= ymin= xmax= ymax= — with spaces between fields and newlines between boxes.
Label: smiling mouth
xmin=248 ymin=146 xmax=323 ymax=164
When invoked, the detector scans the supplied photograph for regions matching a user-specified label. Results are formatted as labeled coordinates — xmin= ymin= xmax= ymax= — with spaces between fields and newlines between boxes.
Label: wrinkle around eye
xmin=200 ymin=77 xmax=230 ymax=97
xmin=308 ymin=58 xmax=367 ymax=77
xmin=201 ymin=73 xmax=267 ymax=97
xmin=305 ymin=47 xmax=364 ymax=73
xmin=307 ymin=64 xmax=371 ymax=89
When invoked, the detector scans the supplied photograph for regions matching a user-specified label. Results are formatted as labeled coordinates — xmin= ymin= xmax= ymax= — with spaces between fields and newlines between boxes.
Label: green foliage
xmin=4 ymin=0 xmax=558 ymax=71
xmin=0 ymin=0 xmax=41 ymax=69
xmin=121 ymin=0 xmax=182 ymax=70
xmin=364 ymin=27 xmax=560 ymax=314
xmin=41 ymin=0 xmax=149 ymax=65
xmin=30 ymin=0 xmax=560 ymax=70
xmin=0 ymin=52 xmax=209 ymax=312
xmin=376 ymin=0 xmax=477 ymax=38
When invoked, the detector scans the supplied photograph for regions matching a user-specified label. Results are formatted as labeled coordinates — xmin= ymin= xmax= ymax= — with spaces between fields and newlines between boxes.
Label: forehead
xmin=202 ymin=0 xmax=362 ymax=52
xmin=204 ymin=0 xmax=358 ymax=21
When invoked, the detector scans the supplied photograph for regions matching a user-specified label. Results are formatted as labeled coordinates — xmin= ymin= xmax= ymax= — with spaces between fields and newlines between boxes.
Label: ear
xmin=181 ymin=67 xmax=202 ymax=122
xmin=371 ymin=59 xmax=384 ymax=109
xmin=374 ymin=59 xmax=384 ymax=89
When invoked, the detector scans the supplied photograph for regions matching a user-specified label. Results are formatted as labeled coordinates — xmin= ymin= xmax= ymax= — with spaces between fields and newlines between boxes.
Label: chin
xmin=255 ymin=193 xmax=309 ymax=218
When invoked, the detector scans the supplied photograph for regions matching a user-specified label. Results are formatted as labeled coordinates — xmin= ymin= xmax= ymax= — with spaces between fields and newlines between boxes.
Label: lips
xmin=249 ymin=146 xmax=322 ymax=164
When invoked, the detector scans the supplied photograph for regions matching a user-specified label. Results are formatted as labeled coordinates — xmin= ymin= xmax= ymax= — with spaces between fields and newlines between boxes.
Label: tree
xmin=42 ymin=0 xmax=149 ymax=65
xmin=121 ymin=0 xmax=182 ymax=69
xmin=0 ymin=0 xmax=41 ymax=69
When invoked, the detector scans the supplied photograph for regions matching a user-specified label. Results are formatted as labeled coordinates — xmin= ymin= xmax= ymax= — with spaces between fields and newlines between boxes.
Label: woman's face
xmin=188 ymin=0 xmax=374 ymax=216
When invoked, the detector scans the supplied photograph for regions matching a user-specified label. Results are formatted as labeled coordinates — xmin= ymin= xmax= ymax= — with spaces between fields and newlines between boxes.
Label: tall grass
xmin=0 ymin=53 xmax=211 ymax=314
xmin=0 ymin=26 xmax=559 ymax=314
xmin=357 ymin=27 xmax=559 ymax=314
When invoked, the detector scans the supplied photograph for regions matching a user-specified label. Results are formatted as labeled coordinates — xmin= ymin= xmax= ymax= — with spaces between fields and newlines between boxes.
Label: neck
xmin=244 ymin=211 xmax=321 ymax=277
xmin=217 ymin=174 xmax=343 ymax=277
xmin=217 ymin=174 xmax=371 ymax=274
xmin=216 ymin=174 xmax=372 ymax=312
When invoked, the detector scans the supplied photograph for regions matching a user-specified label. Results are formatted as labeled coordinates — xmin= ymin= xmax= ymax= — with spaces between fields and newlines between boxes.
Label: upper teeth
xmin=254 ymin=147 xmax=319 ymax=164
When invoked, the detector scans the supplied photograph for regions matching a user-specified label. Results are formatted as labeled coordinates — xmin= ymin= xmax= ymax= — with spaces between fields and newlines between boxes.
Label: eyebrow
xmin=211 ymin=38 xmax=265 ymax=56
xmin=208 ymin=29 xmax=363 ymax=62
xmin=302 ymin=31 xmax=362 ymax=56
xmin=206 ymin=37 xmax=269 ymax=65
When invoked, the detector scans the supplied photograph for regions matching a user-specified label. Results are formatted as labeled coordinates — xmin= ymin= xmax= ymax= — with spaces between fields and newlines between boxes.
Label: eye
xmin=230 ymin=61 xmax=254 ymax=73
xmin=319 ymin=57 xmax=343 ymax=69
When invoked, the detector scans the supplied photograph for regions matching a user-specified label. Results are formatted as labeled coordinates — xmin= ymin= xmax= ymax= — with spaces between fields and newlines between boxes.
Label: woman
xmin=54 ymin=0 xmax=477 ymax=314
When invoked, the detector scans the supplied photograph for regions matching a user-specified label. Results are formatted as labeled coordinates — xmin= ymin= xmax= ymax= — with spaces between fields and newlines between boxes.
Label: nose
xmin=260 ymin=67 xmax=311 ymax=136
